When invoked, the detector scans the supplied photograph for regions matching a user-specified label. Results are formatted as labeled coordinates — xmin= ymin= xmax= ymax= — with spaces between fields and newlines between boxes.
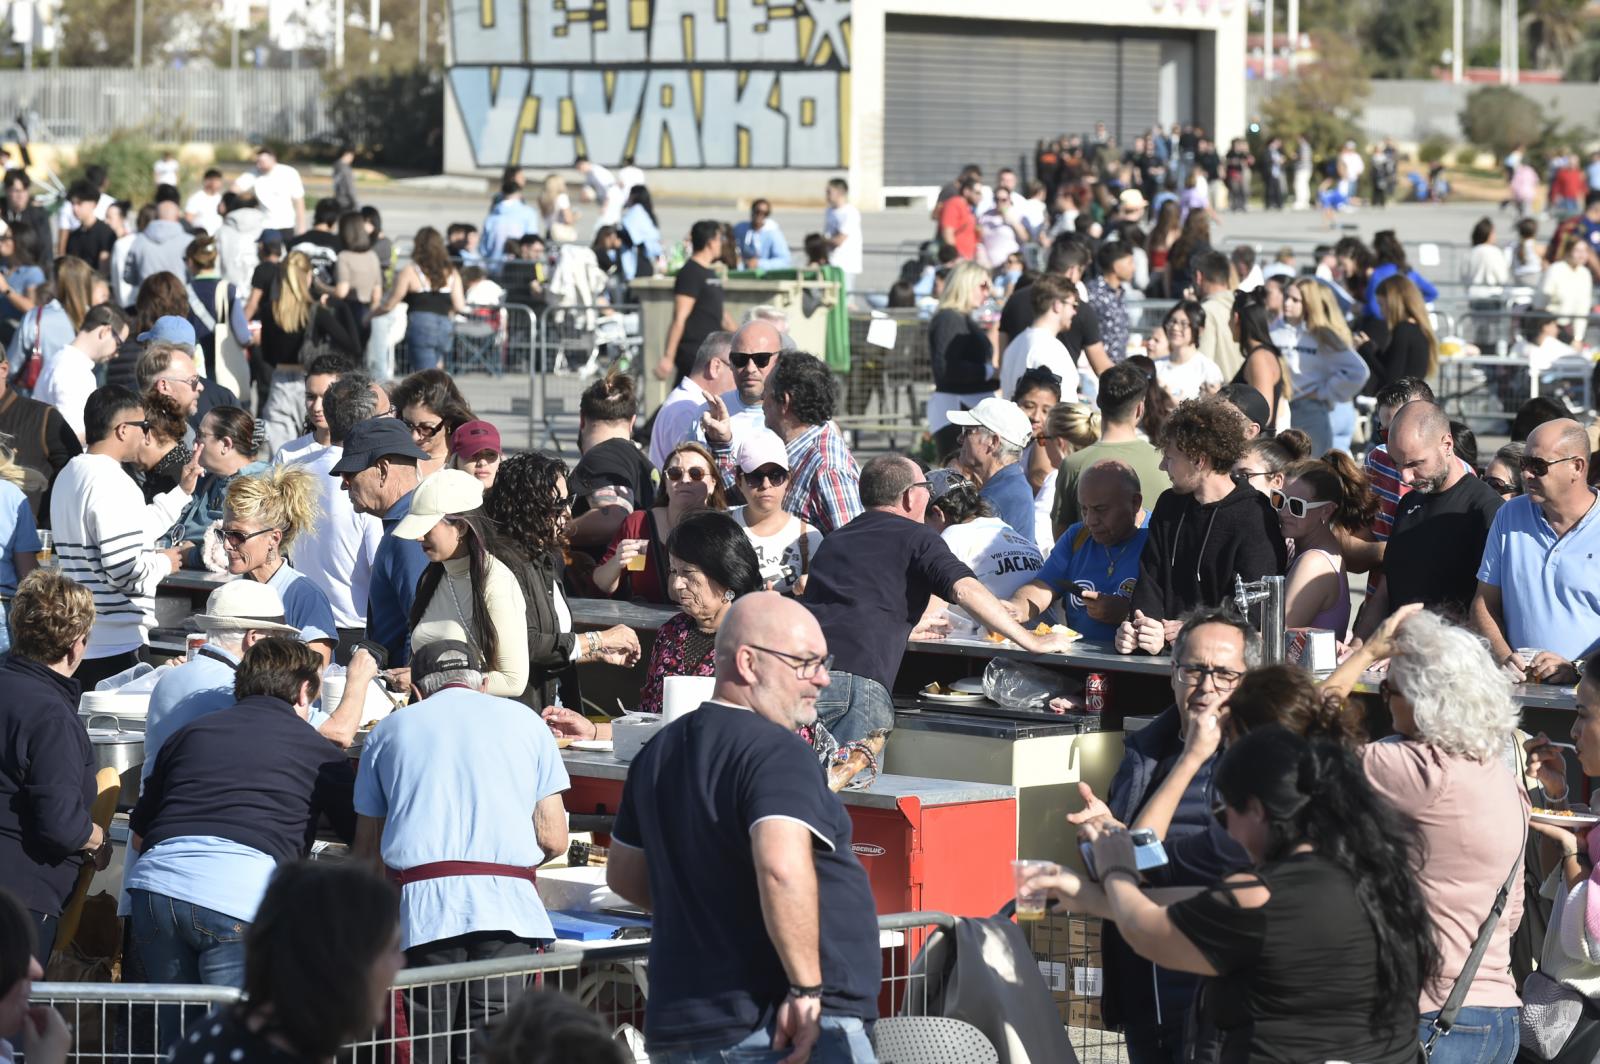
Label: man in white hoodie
xmin=52 ymin=385 xmax=199 ymax=688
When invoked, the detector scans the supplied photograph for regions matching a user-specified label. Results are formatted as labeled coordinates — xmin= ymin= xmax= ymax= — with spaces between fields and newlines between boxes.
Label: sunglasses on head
xmin=1483 ymin=475 xmax=1519 ymax=496
xmin=730 ymin=351 xmax=776 ymax=370
xmin=666 ymin=466 xmax=710 ymax=483
xmin=1269 ymin=489 xmax=1333 ymax=519
xmin=1519 ymin=454 xmax=1582 ymax=477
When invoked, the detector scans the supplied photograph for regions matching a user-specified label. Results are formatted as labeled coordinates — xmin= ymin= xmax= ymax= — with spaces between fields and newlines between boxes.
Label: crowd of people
xmin=0 ymin=134 xmax=1597 ymax=1064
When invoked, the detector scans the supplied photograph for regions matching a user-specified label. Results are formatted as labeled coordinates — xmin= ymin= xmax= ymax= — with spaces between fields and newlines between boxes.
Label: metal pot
xmin=85 ymin=714 xmax=145 ymax=808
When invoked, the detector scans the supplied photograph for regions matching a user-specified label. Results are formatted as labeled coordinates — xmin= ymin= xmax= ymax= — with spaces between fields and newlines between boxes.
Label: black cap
xmin=1217 ymin=383 xmax=1271 ymax=437
xmin=329 ymin=417 xmax=430 ymax=475
xmin=410 ymin=639 xmax=480 ymax=684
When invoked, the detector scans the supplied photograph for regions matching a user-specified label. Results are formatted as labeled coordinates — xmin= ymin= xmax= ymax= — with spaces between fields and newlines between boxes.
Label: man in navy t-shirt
xmin=608 ymin=593 xmax=880 ymax=1063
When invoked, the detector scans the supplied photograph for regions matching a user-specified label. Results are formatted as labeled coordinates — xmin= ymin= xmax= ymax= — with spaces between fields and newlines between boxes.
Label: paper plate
xmin=949 ymin=677 xmax=987 ymax=695
xmin=570 ymin=739 xmax=614 ymax=753
xmin=1532 ymin=809 xmax=1600 ymax=827
xmin=920 ymin=690 xmax=989 ymax=704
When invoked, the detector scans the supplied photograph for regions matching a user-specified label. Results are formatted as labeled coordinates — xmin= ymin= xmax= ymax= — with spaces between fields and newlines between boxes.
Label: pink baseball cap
xmin=451 ymin=420 xmax=501 ymax=458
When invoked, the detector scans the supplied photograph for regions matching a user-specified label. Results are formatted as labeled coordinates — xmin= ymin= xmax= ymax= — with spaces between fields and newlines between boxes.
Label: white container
xmin=661 ymin=675 xmax=716 ymax=723
xmin=612 ymin=714 xmax=666 ymax=762
xmin=319 ymin=675 xmax=399 ymax=726
xmin=79 ymin=690 xmax=151 ymax=730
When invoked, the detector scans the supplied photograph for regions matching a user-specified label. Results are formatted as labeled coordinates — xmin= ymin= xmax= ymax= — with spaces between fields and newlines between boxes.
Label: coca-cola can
xmin=1085 ymin=672 xmax=1108 ymax=714
xmin=185 ymin=633 xmax=207 ymax=661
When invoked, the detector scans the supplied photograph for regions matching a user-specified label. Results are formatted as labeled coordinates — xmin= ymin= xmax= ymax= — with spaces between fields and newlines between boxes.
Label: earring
xmin=723 ymin=590 xmax=735 ymax=603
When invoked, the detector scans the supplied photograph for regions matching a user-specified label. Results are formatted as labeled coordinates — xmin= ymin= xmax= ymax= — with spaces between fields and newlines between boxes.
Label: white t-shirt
xmin=978 ymin=208 xmax=1021 ymax=269
xmin=154 ymin=158 xmax=180 ymax=187
xmin=186 ymin=189 xmax=223 ymax=235
xmin=648 ymin=378 xmax=711 ymax=468
xmin=1000 ymin=326 xmax=1077 ymax=400
xmin=730 ymin=506 xmax=822 ymax=594
xmin=940 ymin=517 xmax=1045 ymax=632
xmin=1155 ymin=353 xmax=1224 ymax=402
xmin=823 ymin=202 xmax=863 ymax=276
xmin=34 ymin=344 xmax=97 ymax=442
xmin=254 ymin=163 xmax=306 ymax=230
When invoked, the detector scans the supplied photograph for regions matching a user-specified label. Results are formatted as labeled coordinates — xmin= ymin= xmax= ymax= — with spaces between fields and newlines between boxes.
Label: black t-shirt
xmin=250 ymin=261 xmax=278 ymax=300
xmin=1384 ymin=472 xmax=1503 ymax=617
xmin=672 ymin=259 xmax=725 ymax=375
xmin=1000 ymin=281 xmax=1035 ymax=340
xmin=289 ymin=229 xmax=341 ymax=285
xmin=611 ymin=703 xmax=880 ymax=1049
xmin=927 ymin=308 xmax=997 ymax=393
xmin=1169 ymin=852 xmax=1418 ymax=1064
xmin=167 ymin=1005 xmax=304 ymax=1063
xmin=1060 ymin=297 xmax=1101 ymax=358
xmin=803 ymin=509 xmax=973 ymax=688
xmin=570 ymin=436 xmax=657 ymax=517
xmin=64 ymin=220 xmax=116 ymax=276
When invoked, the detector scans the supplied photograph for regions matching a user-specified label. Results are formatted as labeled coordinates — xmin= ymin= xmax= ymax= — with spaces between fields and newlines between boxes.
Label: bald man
xmin=606 ymin=593 xmax=881 ymax=1064
xmin=1472 ymin=417 xmax=1600 ymax=683
xmin=1354 ymin=401 xmax=1503 ymax=640
xmin=1010 ymin=459 xmax=1148 ymax=641
xmin=704 ymin=318 xmax=785 ymax=486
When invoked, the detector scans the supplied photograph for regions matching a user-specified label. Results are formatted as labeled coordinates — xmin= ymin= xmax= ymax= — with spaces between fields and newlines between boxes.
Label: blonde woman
xmin=376 ymin=227 xmax=464 ymax=372
xmin=1288 ymin=279 xmax=1370 ymax=454
xmin=1535 ymin=231 xmax=1593 ymax=343
xmin=0 ymin=444 xmax=40 ymax=657
xmin=1032 ymin=399 xmax=1101 ymax=556
xmin=221 ymin=465 xmax=337 ymax=664
xmin=538 ymin=173 xmax=577 ymax=242
xmin=259 ymin=251 xmax=360 ymax=455
xmin=927 ymin=260 xmax=1000 ymax=454
xmin=1373 ymin=274 xmax=1441 ymax=392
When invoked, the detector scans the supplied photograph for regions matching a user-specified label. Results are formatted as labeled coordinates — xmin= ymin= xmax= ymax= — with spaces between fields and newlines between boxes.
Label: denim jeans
xmin=651 ymin=1015 xmax=876 ymax=1064
xmin=405 ymin=310 xmax=454 ymax=372
xmin=1289 ymin=397 xmax=1333 ymax=456
xmin=812 ymin=671 xmax=895 ymax=745
xmin=1417 ymin=1006 xmax=1520 ymax=1064
xmin=126 ymin=890 xmax=248 ymax=988
xmin=1330 ymin=400 xmax=1357 ymax=454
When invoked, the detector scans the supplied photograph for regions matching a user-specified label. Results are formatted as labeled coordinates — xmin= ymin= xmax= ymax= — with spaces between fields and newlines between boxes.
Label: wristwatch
xmin=788 ymin=984 xmax=824 ymax=999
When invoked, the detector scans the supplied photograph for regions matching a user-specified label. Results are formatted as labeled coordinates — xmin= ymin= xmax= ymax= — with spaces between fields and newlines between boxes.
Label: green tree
xmin=1260 ymin=35 xmax=1370 ymax=159
xmin=1523 ymin=0 xmax=1589 ymax=70
xmin=54 ymin=0 xmax=220 ymax=66
xmin=1361 ymin=0 xmax=1449 ymax=77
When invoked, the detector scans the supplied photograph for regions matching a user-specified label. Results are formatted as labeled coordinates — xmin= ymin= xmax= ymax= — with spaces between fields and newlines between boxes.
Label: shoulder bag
xmin=1422 ymin=840 xmax=1526 ymax=1059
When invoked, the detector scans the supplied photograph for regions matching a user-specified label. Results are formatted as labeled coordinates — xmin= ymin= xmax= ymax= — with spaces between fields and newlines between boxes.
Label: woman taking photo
xmin=595 ymin=441 xmax=727 ymax=604
xmin=168 ymin=862 xmax=403 ymax=1064
xmin=726 ymin=432 xmax=822 ymax=595
xmin=399 ymin=469 xmax=529 ymax=700
xmin=375 ymin=227 xmax=464 ymax=372
xmin=1288 ymin=279 xmax=1369 ymax=454
xmin=927 ymin=260 xmax=1001 ymax=456
xmin=1370 ymin=274 xmax=1440 ymax=393
xmin=1154 ymin=301 xmax=1223 ymax=402
xmin=0 ymin=569 xmax=107 ymax=958
xmin=221 ymin=466 xmax=338 ymax=662
xmin=1038 ymin=725 xmax=1439 ymax=1064
xmin=392 ymin=368 xmax=476 ymax=480
xmin=1229 ymin=292 xmax=1292 ymax=433
xmin=1272 ymin=453 xmax=1376 ymax=639
xmin=483 ymin=452 xmax=641 ymax=711
xmin=178 ymin=406 xmax=268 ymax=562
xmin=259 ymin=251 xmax=360 ymax=454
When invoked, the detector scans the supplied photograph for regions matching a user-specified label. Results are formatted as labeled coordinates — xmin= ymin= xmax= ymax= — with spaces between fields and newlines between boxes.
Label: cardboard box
xmin=1023 ymin=912 xmax=1105 ymax=1029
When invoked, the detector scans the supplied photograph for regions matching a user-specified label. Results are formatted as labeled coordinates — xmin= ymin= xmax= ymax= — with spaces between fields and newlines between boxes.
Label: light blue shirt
xmin=142 ymin=647 xmax=243 ymax=782
xmin=264 ymin=564 xmax=337 ymax=646
xmin=126 ymin=835 xmax=277 ymax=923
xmin=354 ymin=686 xmax=570 ymax=949
xmin=732 ymin=220 xmax=792 ymax=270
xmin=981 ymin=462 xmax=1039 ymax=542
xmin=480 ymin=197 xmax=540 ymax=264
xmin=0 ymin=479 xmax=40 ymax=596
xmin=1476 ymin=490 xmax=1600 ymax=661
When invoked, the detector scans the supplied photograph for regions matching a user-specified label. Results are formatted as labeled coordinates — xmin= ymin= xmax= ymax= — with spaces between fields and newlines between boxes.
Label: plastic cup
xmin=626 ymin=553 xmax=647 ymax=572
xmin=1517 ymin=648 xmax=1539 ymax=667
xmin=1012 ymin=858 xmax=1059 ymax=921
xmin=36 ymin=529 xmax=52 ymax=567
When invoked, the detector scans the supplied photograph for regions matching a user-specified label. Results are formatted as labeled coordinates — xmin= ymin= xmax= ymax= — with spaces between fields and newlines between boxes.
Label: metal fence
xmin=0 ymin=68 xmax=333 ymax=144
xmin=29 ymin=910 xmax=1124 ymax=1063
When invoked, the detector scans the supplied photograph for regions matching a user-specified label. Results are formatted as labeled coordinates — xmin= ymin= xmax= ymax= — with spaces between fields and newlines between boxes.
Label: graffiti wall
xmin=448 ymin=0 xmax=851 ymax=171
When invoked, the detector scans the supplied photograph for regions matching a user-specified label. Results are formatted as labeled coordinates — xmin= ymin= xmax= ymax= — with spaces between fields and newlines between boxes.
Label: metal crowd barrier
xmin=28 ymin=911 xmax=1124 ymax=1063
xmin=492 ymin=302 xmax=644 ymax=455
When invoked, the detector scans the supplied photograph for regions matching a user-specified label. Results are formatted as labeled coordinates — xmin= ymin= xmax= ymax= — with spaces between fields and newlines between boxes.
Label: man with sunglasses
xmin=648 ymin=331 xmax=733 ymax=467
xmin=1473 ymin=417 xmax=1600 ymax=684
xmin=732 ymin=198 xmax=792 ymax=271
xmin=52 ymin=385 xmax=195 ymax=688
xmin=704 ymin=318 xmax=785 ymax=487
xmin=1353 ymin=401 xmax=1502 ymax=643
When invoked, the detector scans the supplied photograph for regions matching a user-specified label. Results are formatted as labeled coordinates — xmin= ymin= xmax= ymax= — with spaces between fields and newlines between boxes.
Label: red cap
xmin=450 ymin=420 xmax=501 ymax=458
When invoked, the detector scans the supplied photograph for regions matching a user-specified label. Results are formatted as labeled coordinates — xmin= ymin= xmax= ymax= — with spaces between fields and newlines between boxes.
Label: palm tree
xmin=1521 ymin=0 xmax=1589 ymax=70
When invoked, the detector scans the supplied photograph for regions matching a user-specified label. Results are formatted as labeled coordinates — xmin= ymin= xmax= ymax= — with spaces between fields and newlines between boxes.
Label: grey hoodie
xmin=217 ymin=206 xmax=267 ymax=291
xmin=125 ymin=219 xmax=193 ymax=291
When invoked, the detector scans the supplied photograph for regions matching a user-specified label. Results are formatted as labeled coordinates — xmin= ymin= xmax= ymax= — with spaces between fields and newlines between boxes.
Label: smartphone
xmin=1080 ymin=828 xmax=1169 ymax=883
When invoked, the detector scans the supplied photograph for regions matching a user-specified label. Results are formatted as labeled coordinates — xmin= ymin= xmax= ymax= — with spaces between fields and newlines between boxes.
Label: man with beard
xmin=1355 ymin=401 xmax=1502 ymax=637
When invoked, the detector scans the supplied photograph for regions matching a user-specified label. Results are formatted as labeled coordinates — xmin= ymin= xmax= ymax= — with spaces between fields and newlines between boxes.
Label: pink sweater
xmin=1361 ymin=739 xmax=1528 ymax=1013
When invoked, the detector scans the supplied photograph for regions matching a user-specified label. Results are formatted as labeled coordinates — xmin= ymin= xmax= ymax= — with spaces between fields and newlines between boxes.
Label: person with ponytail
xmin=1037 ymin=724 xmax=1440 ymax=1064
xmin=1231 ymin=428 xmax=1311 ymax=498
xmin=1226 ymin=289 xmax=1293 ymax=433
xmin=222 ymin=465 xmax=337 ymax=664
xmin=1272 ymin=451 xmax=1378 ymax=639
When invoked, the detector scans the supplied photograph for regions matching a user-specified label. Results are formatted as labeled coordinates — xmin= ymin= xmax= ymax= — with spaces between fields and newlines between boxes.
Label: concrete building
xmin=442 ymin=0 xmax=1248 ymax=206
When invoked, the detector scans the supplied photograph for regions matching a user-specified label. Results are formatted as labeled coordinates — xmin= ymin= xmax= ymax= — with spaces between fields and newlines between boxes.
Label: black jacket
xmin=515 ymin=549 xmax=581 ymax=710
xmin=927 ymin=308 xmax=998 ymax=394
xmin=1129 ymin=481 xmax=1287 ymax=626
xmin=0 ymin=656 xmax=94 ymax=915
xmin=132 ymin=695 xmax=355 ymax=862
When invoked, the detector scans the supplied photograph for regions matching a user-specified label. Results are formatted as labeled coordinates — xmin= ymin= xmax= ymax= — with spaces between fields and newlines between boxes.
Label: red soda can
xmin=1085 ymin=672 xmax=1108 ymax=714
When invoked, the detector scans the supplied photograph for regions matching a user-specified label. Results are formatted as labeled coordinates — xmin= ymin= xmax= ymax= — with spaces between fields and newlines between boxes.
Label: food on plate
xmin=986 ymin=631 xmax=1010 ymax=644
xmin=555 ymin=736 xmax=573 ymax=749
xmin=922 ymin=682 xmax=948 ymax=695
xmin=827 ymin=729 xmax=890 ymax=792
xmin=1534 ymin=807 xmax=1578 ymax=817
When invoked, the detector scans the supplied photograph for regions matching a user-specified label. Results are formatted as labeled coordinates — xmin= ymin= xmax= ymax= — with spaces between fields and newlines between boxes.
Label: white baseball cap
xmin=736 ymin=430 xmax=790 ymax=473
xmin=231 ymin=172 xmax=256 ymax=194
xmin=394 ymin=469 xmax=485 ymax=540
xmin=947 ymin=397 xmax=1034 ymax=449
xmin=192 ymin=580 xmax=301 ymax=636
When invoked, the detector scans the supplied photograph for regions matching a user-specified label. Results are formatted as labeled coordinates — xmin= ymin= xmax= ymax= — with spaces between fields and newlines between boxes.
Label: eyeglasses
xmin=907 ymin=481 xmax=935 ymax=493
xmin=730 ymin=351 xmax=777 ymax=370
xmin=666 ymin=466 xmax=710 ymax=482
xmin=1235 ymin=469 xmax=1268 ymax=482
xmin=1484 ymin=476 xmax=1518 ymax=496
xmin=1269 ymin=489 xmax=1333 ymax=519
xmin=115 ymin=419 xmax=152 ymax=434
xmin=1164 ymin=319 xmax=1193 ymax=332
xmin=749 ymin=645 xmax=834 ymax=680
xmin=219 ymin=525 xmax=279 ymax=548
xmin=1175 ymin=663 xmax=1245 ymax=689
xmin=405 ymin=418 xmax=445 ymax=439
xmin=743 ymin=466 xmax=788 ymax=488
xmin=158 ymin=375 xmax=202 ymax=390
xmin=1519 ymin=454 xmax=1582 ymax=477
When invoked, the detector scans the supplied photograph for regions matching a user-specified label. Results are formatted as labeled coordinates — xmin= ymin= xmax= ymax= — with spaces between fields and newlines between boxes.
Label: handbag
xmin=1517 ymin=970 xmax=1600 ymax=1062
xmin=1422 ymin=840 xmax=1527 ymax=1059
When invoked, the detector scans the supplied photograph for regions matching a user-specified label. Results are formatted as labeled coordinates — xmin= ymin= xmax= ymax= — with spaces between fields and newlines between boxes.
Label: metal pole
xmin=1286 ymin=0 xmax=1298 ymax=74
xmin=1508 ymin=0 xmax=1519 ymax=83
xmin=369 ymin=0 xmax=379 ymax=63
xmin=133 ymin=0 xmax=143 ymax=68
xmin=1263 ymin=0 xmax=1274 ymax=81
xmin=1452 ymin=0 xmax=1463 ymax=82
xmin=418 ymin=0 xmax=426 ymax=63
xmin=335 ymin=0 xmax=346 ymax=68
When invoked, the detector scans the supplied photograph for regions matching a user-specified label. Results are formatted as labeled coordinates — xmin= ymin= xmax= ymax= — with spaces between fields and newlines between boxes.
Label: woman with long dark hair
xmin=0 ymin=224 xmax=43 ymax=348
xmin=483 ymin=452 xmax=641 ymax=711
xmin=1228 ymin=291 xmax=1292 ymax=432
xmin=1036 ymin=725 xmax=1440 ymax=1064
xmin=400 ymin=469 xmax=529 ymax=699
xmin=376 ymin=227 xmax=465 ymax=372
xmin=391 ymin=367 xmax=475 ymax=480
xmin=1364 ymin=229 xmax=1440 ymax=319
xmin=617 ymin=186 xmax=663 ymax=281
xmin=1273 ymin=453 xmax=1376 ymax=638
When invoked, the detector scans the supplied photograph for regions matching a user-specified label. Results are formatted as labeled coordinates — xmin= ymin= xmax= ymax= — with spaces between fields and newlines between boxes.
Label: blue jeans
xmin=1418 ymin=1006 xmax=1520 ymax=1064
xmin=651 ymin=1015 xmax=876 ymax=1064
xmin=1289 ymin=397 xmax=1333 ymax=456
xmin=405 ymin=310 xmax=454 ymax=371
xmin=127 ymin=890 xmax=248 ymax=988
xmin=812 ymin=671 xmax=895 ymax=745
xmin=1330 ymin=399 xmax=1356 ymax=454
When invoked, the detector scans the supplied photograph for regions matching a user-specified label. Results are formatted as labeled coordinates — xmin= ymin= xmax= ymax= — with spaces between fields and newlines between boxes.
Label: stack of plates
xmin=79 ymin=690 xmax=151 ymax=730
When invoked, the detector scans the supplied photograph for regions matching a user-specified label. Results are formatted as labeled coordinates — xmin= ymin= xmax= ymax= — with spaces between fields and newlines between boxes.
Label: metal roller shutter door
xmin=884 ymin=17 xmax=1174 ymax=186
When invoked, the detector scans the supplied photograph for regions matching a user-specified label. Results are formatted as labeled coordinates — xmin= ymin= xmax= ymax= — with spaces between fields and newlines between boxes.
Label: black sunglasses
xmin=220 ymin=526 xmax=279 ymax=548
xmin=405 ymin=418 xmax=445 ymax=439
xmin=730 ymin=352 xmax=777 ymax=370
xmin=743 ymin=467 xmax=788 ymax=488
xmin=116 ymin=419 xmax=152 ymax=433
xmin=666 ymin=466 xmax=710 ymax=482
xmin=1520 ymin=454 xmax=1582 ymax=477
xmin=1483 ymin=475 xmax=1519 ymax=496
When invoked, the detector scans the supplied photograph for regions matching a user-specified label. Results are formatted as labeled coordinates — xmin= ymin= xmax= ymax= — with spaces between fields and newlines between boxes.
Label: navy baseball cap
xmin=328 ymin=417 xmax=430 ymax=475
xmin=410 ymin=639 xmax=481 ymax=684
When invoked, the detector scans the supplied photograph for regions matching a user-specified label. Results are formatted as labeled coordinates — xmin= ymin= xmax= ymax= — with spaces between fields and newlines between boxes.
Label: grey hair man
xmin=649 ymin=329 xmax=734 ymax=467
xmin=948 ymin=396 xmax=1038 ymax=538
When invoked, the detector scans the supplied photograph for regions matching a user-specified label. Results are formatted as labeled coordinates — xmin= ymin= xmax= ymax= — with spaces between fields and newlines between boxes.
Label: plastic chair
xmin=452 ymin=304 xmax=506 ymax=375
xmin=872 ymin=1016 xmax=998 ymax=1064
xmin=51 ymin=766 xmax=121 ymax=961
